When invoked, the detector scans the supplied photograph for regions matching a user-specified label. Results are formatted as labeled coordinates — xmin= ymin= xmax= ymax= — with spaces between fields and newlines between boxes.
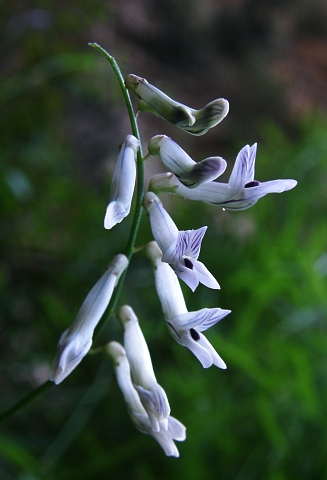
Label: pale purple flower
xmin=107 ymin=341 xmax=186 ymax=457
xmin=143 ymin=191 xmax=220 ymax=291
xmin=104 ymin=134 xmax=139 ymax=229
xmin=149 ymin=143 xmax=297 ymax=210
xmin=50 ymin=254 xmax=128 ymax=384
xmin=118 ymin=305 xmax=170 ymax=432
xmin=145 ymin=241 xmax=230 ymax=368
xmin=125 ymin=74 xmax=229 ymax=135
xmin=147 ymin=135 xmax=227 ymax=188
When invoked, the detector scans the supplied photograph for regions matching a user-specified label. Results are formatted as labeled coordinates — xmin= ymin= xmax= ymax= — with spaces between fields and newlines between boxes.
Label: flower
xmin=125 ymin=74 xmax=229 ymax=135
xmin=143 ymin=191 xmax=220 ymax=291
xmin=107 ymin=341 xmax=186 ymax=457
xmin=104 ymin=134 xmax=140 ymax=229
xmin=117 ymin=305 xmax=170 ymax=432
xmin=145 ymin=241 xmax=230 ymax=368
xmin=148 ymin=135 xmax=227 ymax=188
xmin=149 ymin=143 xmax=297 ymax=210
xmin=50 ymin=254 xmax=128 ymax=384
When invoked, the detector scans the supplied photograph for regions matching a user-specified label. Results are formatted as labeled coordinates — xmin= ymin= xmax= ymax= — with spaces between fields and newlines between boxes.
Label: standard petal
xmin=170 ymin=307 xmax=231 ymax=331
xmin=244 ymin=143 xmax=257 ymax=184
xmin=228 ymin=144 xmax=250 ymax=197
xmin=135 ymin=384 xmax=170 ymax=432
xmin=162 ymin=227 xmax=207 ymax=265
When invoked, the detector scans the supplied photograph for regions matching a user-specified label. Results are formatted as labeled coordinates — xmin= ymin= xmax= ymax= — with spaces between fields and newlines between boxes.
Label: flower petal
xmin=170 ymin=307 xmax=231 ymax=331
xmin=148 ymin=135 xmax=227 ymax=188
xmin=228 ymin=144 xmax=251 ymax=197
xmin=125 ymin=74 xmax=195 ymax=126
xmin=104 ymin=135 xmax=139 ymax=229
xmin=104 ymin=201 xmax=130 ymax=230
xmin=193 ymin=260 xmax=220 ymax=289
xmin=125 ymin=74 xmax=228 ymax=135
xmin=177 ymin=329 xmax=215 ymax=368
xmin=134 ymin=384 xmax=170 ymax=432
xmin=184 ymin=98 xmax=230 ymax=135
xmin=173 ymin=264 xmax=200 ymax=292
xmin=149 ymin=172 xmax=229 ymax=202
xmin=167 ymin=416 xmax=187 ymax=442
xmin=179 ymin=156 xmax=226 ymax=188
xmin=152 ymin=416 xmax=186 ymax=457
xmin=143 ymin=192 xmax=179 ymax=252
xmin=118 ymin=305 xmax=171 ymax=432
xmin=162 ymin=227 xmax=207 ymax=264
xmin=145 ymin=242 xmax=188 ymax=319
xmin=149 ymin=151 xmax=297 ymax=212
xmin=245 ymin=143 xmax=257 ymax=184
xmin=107 ymin=341 xmax=186 ymax=457
xmin=196 ymin=333 xmax=227 ymax=369
xmin=220 ymin=179 xmax=298 ymax=210
xmin=50 ymin=330 xmax=92 ymax=385
xmin=148 ymin=135 xmax=194 ymax=172
xmin=50 ymin=254 xmax=128 ymax=384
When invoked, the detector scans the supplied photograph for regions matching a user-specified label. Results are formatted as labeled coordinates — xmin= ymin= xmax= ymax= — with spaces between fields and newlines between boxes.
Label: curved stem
xmin=0 ymin=45 xmax=145 ymax=424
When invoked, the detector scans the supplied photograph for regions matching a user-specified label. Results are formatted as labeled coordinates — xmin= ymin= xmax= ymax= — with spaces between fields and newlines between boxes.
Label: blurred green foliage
xmin=2 ymin=1 xmax=327 ymax=479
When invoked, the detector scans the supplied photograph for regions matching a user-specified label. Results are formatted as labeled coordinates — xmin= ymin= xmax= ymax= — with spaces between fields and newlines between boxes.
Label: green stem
xmin=0 ymin=45 xmax=145 ymax=424
xmin=0 ymin=381 xmax=53 ymax=423
xmin=88 ymin=43 xmax=145 ymax=337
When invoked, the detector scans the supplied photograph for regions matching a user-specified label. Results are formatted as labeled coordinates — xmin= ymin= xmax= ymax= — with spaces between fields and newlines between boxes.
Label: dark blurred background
xmin=1 ymin=1 xmax=327 ymax=479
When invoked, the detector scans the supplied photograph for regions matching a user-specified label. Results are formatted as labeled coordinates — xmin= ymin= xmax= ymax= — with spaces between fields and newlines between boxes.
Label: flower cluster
xmin=50 ymin=66 xmax=297 ymax=457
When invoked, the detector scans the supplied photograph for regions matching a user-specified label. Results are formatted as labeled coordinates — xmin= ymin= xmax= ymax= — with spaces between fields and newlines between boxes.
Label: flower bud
xmin=148 ymin=135 xmax=227 ymax=188
xmin=104 ymin=134 xmax=139 ymax=229
xmin=50 ymin=254 xmax=128 ymax=384
xmin=125 ymin=74 xmax=229 ymax=135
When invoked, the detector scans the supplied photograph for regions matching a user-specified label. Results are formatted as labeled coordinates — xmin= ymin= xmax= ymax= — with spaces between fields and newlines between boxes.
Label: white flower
xmin=143 ymin=191 xmax=220 ymax=291
xmin=107 ymin=341 xmax=186 ymax=457
xmin=50 ymin=254 xmax=128 ymax=384
xmin=117 ymin=305 xmax=170 ymax=432
xmin=125 ymin=74 xmax=229 ymax=136
xmin=148 ymin=135 xmax=227 ymax=188
xmin=145 ymin=241 xmax=230 ymax=368
xmin=104 ymin=134 xmax=140 ymax=229
xmin=149 ymin=143 xmax=297 ymax=210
